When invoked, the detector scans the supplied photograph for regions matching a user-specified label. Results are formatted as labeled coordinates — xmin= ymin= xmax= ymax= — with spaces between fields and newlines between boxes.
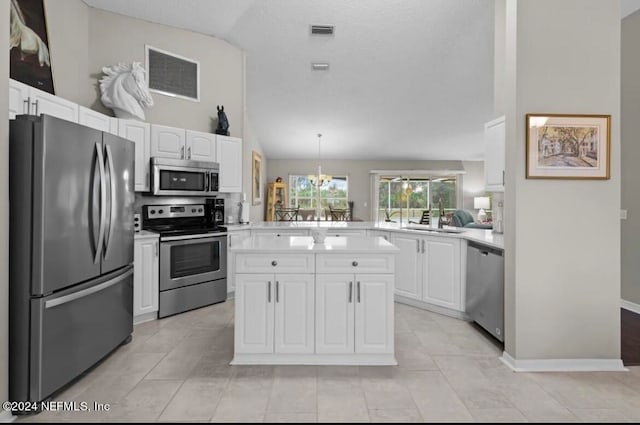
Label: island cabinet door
xmin=274 ymin=274 xmax=315 ymax=354
xmin=235 ymin=274 xmax=274 ymax=354
xmin=389 ymin=234 xmax=423 ymax=300
xmin=355 ymin=274 xmax=394 ymax=354
xmin=315 ymin=274 xmax=355 ymax=354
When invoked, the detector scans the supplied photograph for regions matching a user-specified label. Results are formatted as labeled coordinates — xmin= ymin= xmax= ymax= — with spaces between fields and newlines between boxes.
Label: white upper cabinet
xmin=485 ymin=116 xmax=505 ymax=192
xmin=78 ymin=106 xmax=117 ymax=135
xmin=119 ymin=119 xmax=151 ymax=192
xmin=216 ymin=135 xmax=243 ymax=193
xmin=9 ymin=79 xmax=78 ymax=123
xmin=9 ymin=79 xmax=30 ymax=119
xmin=151 ymin=124 xmax=186 ymax=160
xmin=186 ymin=130 xmax=217 ymax=162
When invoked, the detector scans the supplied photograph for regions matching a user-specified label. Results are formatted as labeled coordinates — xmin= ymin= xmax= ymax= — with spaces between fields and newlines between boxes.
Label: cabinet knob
xmin=352 ymin=260 xmax=358 ymax=267
xmin=271 ymin=260 xmax=278 ymax=266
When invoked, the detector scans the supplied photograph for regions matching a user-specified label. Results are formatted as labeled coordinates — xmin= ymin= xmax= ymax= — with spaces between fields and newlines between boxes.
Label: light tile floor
xmin=18 ymin=299 xmax=640 ymax=423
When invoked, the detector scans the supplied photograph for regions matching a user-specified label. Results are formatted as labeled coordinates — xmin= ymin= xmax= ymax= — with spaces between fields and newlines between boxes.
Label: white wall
xmin=266 ymin=159 xmax=467 ymax=221
xmin=44 ymin=0 xmax=92 ymax=106
xmin=87 ymin=8 xmax=244 ymax=135
xmin=1 ymin=0 xmax=10 ymax=412
xmin=504 ymin=0 xmax=621 ymax=361
xmin=621 ymin=10 xmax=640 ymax=305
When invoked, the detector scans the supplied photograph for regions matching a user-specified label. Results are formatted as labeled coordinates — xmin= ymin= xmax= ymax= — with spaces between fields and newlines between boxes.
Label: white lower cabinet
xmin=227 ymin=230 xmax=250 ymax=293
xmin=390 ymin=233 xmax=423 ymax=300
xmin=133 ymin=236 xmax=159 ymax=321
xmin=316 ymin=273 xmax=394 ymax=355
xmin=232 ymin=250 xmax=396 ymax=365
xmin=390 ymin=232 xmax=463 ymax=313
xmin=251 ymin=229 xmax=310 ymax=237
xmin=423 ymin=237 xmax=462 ymax=310
xmin=235 ymin=273 xmax=314 ymax=354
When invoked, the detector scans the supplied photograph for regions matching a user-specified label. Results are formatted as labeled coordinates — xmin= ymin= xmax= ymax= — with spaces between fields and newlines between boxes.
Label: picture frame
xmin=526 ymin=113 xmax=611 ymax=180
xmin=10 ymin=0 xmax=55 ymax=94
xmin=252 ymin=151 xmax=263 ymax=205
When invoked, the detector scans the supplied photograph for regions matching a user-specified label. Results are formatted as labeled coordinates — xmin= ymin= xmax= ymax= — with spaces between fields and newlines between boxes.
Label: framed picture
xmin=10 ymin=0 xmax=55 ymax=94
xmin=526 ymin=114 xmax=611 ymax=179
xmin=252 ymin=151 xmax=263 ymax=205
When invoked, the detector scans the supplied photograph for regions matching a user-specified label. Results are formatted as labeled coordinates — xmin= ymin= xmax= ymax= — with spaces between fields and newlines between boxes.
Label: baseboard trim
xmin=621 ymin=299 xmax=640 ymax=315
xmin=0 ymin=410 xmax=16 ymax=422
xmin=394 ymin=295 xmax=469 ymax=320
xmin=500 ymin=351 xmax=627 ymax=372
xmin=133 ymin=311 xmax=158 ymax=325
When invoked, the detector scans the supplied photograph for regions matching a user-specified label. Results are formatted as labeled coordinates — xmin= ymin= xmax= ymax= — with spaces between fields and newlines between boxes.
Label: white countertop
xmin=134 ymin=230 xmax=159 ymax=240
xmin=231 ymin=235 xmax=400 ymax=254
xmin=226 ymin=221 xmax=504 ymax=250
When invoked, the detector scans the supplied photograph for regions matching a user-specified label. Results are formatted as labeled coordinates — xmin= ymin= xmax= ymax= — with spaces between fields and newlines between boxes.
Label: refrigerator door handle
xmin=44 ymin=268 xmax=133 ymax=309
xmin=94 ymin=142 xmax=107 ymax=264
xmin=103 ymin=144 xmax=116 ymax=258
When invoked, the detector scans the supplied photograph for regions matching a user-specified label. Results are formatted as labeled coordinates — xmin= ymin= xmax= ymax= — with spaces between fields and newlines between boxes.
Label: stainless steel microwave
xmin=151 ymin=157 xmax=219 ymax=196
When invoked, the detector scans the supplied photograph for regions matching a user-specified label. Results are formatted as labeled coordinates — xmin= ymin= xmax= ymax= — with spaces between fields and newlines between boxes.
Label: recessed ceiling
xmin=83 ymin=0 xmax=496 ymax=160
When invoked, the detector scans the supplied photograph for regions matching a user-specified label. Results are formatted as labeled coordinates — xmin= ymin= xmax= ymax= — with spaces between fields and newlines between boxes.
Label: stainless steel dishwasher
xmin=466 ymin=242 xmax=504 ymax=342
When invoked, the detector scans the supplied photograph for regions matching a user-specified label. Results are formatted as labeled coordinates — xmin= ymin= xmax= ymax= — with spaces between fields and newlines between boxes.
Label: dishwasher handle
xmin=468 ymin=241 xmax=503 ymax=257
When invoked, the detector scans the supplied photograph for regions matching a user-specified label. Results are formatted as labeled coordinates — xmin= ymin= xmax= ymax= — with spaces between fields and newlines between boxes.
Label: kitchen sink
xmin=403 ymin=225 xmax=464 ymax=234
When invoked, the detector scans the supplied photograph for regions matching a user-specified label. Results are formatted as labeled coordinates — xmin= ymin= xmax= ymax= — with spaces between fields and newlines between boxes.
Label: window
xmin=289 ymin=175 xmax=349 ymax=210
xmin=374 ymin=174 xmax=460 ymax=224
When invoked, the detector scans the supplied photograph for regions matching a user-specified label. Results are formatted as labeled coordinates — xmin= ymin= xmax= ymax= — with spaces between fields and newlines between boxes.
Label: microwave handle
xmin=205 ymin=172 xmax=210 ymax=192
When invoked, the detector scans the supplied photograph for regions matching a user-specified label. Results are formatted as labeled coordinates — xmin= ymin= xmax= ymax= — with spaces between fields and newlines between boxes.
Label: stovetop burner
xmin=142 ymin=203 xmax=227 ymax=238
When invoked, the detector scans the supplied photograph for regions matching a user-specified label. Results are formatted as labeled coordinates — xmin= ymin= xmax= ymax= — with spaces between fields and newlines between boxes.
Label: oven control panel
xmin=145 ymin=205 xmax=205 ymax=219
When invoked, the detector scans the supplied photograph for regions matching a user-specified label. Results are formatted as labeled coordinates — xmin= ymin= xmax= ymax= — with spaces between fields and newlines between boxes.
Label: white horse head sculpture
xmin=100 ymin=62 xmax=154 ymax=121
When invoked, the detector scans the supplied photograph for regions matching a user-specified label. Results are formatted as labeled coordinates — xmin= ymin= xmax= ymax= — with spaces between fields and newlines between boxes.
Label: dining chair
xmin=328 ymin=206 xmax=351 ymax=221
xmin=274 ymin=206 xmax=300 ymax=221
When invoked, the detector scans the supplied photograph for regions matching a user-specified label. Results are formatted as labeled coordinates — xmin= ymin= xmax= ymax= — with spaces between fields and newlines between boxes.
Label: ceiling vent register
xmin=310 ymin=25 xmax=335 ymax=36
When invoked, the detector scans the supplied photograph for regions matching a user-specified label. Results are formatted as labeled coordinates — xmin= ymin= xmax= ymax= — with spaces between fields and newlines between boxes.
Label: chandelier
xmin=308 ymin=133 xmax=332 ymax=187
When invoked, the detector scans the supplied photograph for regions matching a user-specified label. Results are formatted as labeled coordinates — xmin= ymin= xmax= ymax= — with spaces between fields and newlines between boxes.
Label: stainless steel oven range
xmin=143 ymin=204 xmax=227 ymax=318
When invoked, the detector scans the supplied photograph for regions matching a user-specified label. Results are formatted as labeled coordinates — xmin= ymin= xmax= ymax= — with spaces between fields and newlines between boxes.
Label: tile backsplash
xmin=135 ymin=192 xmax=242 ymax=224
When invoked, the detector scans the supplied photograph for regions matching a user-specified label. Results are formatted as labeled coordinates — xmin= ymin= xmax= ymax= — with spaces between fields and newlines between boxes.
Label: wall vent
xmin=310 ymin=25 xmax=335 ymax=36
xmin=145 ymin=45 xmax=200 ymax=102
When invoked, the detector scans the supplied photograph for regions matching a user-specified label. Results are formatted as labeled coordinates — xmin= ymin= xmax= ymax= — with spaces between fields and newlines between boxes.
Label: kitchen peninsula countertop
xmin=225 ymin=221 xmax=504 ymax=250
xmin=230 ymin=235 xmax=400 ymax=254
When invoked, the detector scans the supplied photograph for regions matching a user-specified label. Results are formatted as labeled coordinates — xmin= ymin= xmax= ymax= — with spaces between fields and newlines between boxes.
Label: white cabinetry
xmin=119 ymin=119 xmax=151 ymax=192
xmin=151 ymin=125 xmax=218 ymax=162
xmin=151 ymin=124 xmax=186 ymax=159
xmin=9 ymin=79 xmax=78 ymax=122
xmin=326 ymin=229 xmax=367 ymax=237
xmin=216 ymin=135 xmax=243 ymax=193
xmin=251 ymin=229 xmax=309 ymax=237
xmin=315 ymin=273 xmax=393 ymax=355
xmin=389 ymin=233 xmax=423 ymax=300
xmin=485 ymin=116 xmax=505 ymax=192
xmin=78 ymin=106 xmax=117 ymax=134
xmin=422 ymin=237 xmax=462 ymax=311
xmin=235 ymin=271 xmax=315 ymax=355
xmin=390 ymin=232 xmax=463 ymax=313
xmin=133 ymin=236 xmax=159 ymax=322
xmin=227 ymin=229 xmax=250 ymax=293
xmin=186 ymin=130 xmax=217 ymax=162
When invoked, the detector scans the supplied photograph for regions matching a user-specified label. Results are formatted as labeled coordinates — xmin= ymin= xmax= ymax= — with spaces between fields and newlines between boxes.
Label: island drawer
xmin=315 ymin=254 xmax=395 ymax=274
xmin=235 ymin=253 xmax=315 ymax=273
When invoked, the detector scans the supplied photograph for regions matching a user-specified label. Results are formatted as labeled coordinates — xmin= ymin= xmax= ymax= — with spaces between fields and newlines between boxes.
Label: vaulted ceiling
xmin=83 ymin=0 xmax=639 ymax=160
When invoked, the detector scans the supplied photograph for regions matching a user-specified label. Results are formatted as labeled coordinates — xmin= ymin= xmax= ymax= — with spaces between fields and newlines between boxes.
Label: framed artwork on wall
xmin=10 ymin=0 xmax=55 ymax=94
xmin=252 ymin=151 xmax=263 ymax=205
xmin=526 ymin=114 xmax=611 ymax=179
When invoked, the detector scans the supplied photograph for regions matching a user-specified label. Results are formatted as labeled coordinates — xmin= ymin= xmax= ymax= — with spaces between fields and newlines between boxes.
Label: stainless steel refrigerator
xmin=9 ymin=115 xmax=135 ymax=404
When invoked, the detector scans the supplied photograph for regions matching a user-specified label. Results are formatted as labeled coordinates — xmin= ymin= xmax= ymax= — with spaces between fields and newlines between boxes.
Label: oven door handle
xmin=161 ymin=233 xmax=228 ymax=242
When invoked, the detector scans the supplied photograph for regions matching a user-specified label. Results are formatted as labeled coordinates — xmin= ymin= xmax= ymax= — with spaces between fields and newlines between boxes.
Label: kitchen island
xmin=230 ymin=235 xmax=399 ymax=365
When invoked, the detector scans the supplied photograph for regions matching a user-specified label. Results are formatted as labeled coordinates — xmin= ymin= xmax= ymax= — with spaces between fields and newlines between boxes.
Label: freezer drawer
xmin=27 ymin=266 xmax=133 ymax=402
xmin=465 ymin=242 xmax=504 ymax=342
